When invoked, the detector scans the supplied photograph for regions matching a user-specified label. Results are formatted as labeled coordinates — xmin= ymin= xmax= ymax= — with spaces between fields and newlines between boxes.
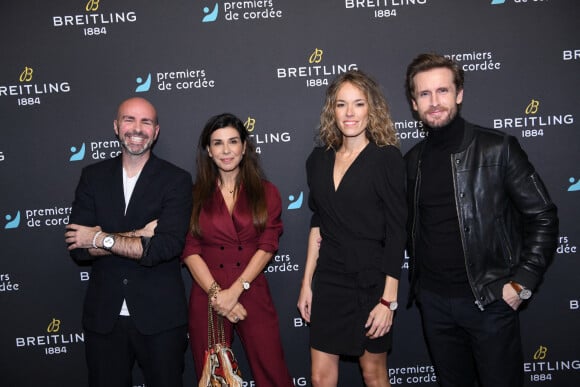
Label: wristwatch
xmin=379 ymin=298 xmax=398 ymax=311
xmin=102 ymin=234 xmax=116 ymax=250
xmin=241 ymin=279 xmax=250 ymax=291
xmin=509 ymin=281 xmax=532 ymax=300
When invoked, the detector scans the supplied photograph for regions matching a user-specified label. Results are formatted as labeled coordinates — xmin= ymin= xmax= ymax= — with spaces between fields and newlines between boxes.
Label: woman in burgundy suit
xmin=182 ymin=113 xmax=293 ymax=386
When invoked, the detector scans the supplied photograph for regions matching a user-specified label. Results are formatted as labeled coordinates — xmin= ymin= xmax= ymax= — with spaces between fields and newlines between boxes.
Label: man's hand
xmin=65 ymin=224 xmax=102 ymax=250
xmin=502 ymin=283 xmax=523 ymax=310
xmin=137 ymin=219 xmax=158 ymax=238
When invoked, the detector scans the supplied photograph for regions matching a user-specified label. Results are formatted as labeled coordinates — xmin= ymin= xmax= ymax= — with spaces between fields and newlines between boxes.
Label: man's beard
xmin=422 ymin=106 xmax=458 ymax=130
xmin=120 ymin=133 xmax=154 ymax=156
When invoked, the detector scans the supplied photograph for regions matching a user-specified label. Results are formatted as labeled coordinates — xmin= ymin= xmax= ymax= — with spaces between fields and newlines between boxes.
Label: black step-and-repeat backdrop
xmin=1 ymin=1 xmax=579 ymax=386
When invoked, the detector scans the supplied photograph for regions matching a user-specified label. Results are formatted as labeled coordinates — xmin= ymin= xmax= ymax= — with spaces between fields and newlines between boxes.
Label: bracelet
xmin=208 ymin=281 xmax=221 ymax=299
xmin=92 ymin=231 xmax=102 ymax=249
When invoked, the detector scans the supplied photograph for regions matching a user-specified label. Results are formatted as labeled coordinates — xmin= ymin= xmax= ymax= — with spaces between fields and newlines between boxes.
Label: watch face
xmin=242 ymin=281 xmax=250 ymax=290
xmin=390 ymin=301 xmax=398 ymax=311
xmin=103 ymin=235 xmax=115 ymax=249
xmin=519 ymin=289 xmax=532 ymax=300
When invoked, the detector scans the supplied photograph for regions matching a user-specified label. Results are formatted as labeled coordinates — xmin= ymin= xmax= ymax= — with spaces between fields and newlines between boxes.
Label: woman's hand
xmin=211 ymin=287 xmax=241 ymax=317
xmin=364 ymin=303 xmax=394 ymax=339
xmin=226 ymin=302 xmax=248 ymax=323
xmin=297 ymin=285 xmax=313 ymax=323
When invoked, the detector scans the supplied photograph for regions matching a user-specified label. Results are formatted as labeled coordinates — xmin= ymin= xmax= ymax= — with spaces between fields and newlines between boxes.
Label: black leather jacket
xmin=405 ymin=121 xmax=558 ymax=310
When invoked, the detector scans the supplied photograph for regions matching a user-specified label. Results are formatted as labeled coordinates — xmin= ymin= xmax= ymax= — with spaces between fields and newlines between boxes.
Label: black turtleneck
xmin=416 ymin=116 xmax=473 ymax=298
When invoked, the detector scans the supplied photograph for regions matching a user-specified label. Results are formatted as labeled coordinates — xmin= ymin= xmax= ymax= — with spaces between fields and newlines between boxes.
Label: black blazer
xmin=69 ymin=154 xmax=193 ymax=334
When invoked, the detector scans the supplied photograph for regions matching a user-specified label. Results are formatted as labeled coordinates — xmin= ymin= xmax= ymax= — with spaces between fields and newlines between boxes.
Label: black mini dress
xmin=306 ymin=144 xmax=407 ymax=356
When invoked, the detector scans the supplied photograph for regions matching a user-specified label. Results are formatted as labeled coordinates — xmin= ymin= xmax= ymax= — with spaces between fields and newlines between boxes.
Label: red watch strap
xmin=379 ymin=298 xmax=392 ymax=308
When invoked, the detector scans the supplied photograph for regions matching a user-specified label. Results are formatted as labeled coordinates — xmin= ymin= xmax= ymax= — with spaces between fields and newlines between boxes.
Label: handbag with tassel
xmin=198 ymin=282 xmax=243 ymax=387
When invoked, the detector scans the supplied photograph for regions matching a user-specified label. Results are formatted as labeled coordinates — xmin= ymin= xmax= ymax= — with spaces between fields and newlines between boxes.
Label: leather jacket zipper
xmin=450 ymin=154 xmax=484 ymax=311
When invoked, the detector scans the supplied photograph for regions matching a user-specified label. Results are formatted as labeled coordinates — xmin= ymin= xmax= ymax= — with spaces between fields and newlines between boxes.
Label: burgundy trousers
xmin=188 ymin=269 xmax=293 ymax=386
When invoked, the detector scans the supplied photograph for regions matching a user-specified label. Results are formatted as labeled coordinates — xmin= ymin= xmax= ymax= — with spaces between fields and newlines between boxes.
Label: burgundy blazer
xmin=182 ymin=180 xmax=282 ymax=274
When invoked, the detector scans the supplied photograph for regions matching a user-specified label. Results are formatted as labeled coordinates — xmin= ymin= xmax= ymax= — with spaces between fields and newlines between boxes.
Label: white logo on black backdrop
xmin=134 ymin=68 xmax=216 ymax=92
xmin=201 ymin=0 xmax=284 ymax=23
xmin=344 ymin=0 xmax=429 ymax=20
xmin=0 ymin=67 xmax=71 ymax=107
xmin=276 ymin=48 xmax=357 ymax=88
xmin=492 ymin=99 xmax=574 ymax=139
xmin=52 ymin=0 xmax=137 ymax=37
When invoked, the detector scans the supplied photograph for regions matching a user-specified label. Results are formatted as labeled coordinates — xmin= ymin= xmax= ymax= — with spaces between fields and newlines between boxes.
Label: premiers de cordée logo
xmin=1 ymin=273 xmax=21 ymax=293
xmin=134 ymin=68 xmax=216 ymax=93
xmin=3 ymin=206 xmax=72 ymax=229
xmin=201 ymin=0 xmax=284 ymax=23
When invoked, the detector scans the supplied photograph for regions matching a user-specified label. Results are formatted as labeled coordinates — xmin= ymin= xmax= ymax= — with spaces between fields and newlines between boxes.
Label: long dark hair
xmin=190 ymin=113 xmax=267 ymax=237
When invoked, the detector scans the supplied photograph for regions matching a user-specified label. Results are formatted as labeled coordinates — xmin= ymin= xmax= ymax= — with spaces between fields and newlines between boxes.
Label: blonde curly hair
xmin=318 ymin=70 xmax=399 ymax=149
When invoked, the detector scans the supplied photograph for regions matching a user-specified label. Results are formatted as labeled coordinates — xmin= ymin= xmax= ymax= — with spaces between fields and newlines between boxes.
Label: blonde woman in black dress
xmin=298 ymin=70 xmax=406 ymax=387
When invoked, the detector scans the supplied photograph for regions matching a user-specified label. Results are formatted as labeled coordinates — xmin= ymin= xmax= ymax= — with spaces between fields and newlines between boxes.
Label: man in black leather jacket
xmin=404 ymin=53 xmax=558 ymax=387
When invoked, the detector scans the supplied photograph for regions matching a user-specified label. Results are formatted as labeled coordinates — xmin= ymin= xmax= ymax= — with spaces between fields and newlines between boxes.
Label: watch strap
xmin=509 ymin=281 xmax=524 ymax=293
xmin=509 ymin=281 xmax=532 ymax=300
xmin=379 ymin=298 xmax=397 ymax=310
